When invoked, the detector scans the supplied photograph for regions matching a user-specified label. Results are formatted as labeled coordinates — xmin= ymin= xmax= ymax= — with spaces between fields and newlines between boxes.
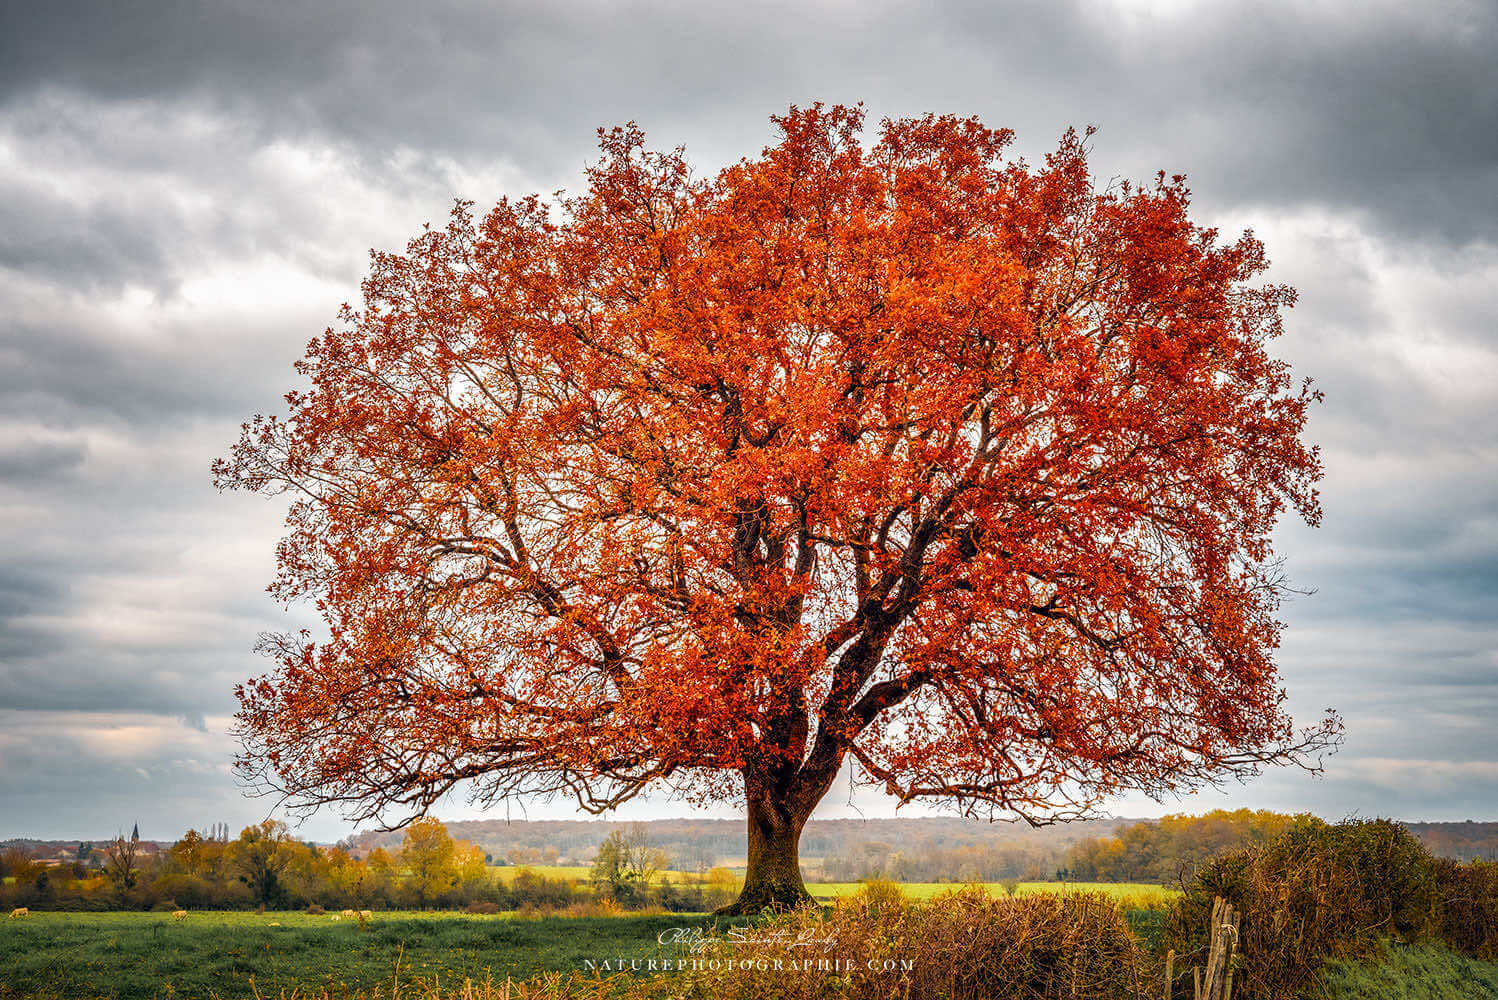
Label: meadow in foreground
xmin=12 ymin=886 xmax=1492 ymax=1000
xmin=0 ymin=911 xmax=754 ymax=1000
xmin=0 ymin=881 xmax=1173 ymax=1000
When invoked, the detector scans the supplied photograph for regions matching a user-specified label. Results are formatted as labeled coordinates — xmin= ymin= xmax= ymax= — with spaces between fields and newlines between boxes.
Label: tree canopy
xmin=216 ymin=103 xmax=1340 ymax=911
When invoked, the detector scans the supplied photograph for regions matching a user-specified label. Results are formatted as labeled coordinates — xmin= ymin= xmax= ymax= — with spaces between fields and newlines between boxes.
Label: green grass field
xmin=489 ymin=863 xmax=594 ymax=882
xmin=1319 ymin=941 xmax=1498 ymax=999
xmin=490 ymin=865 xmax=1174 ymax=904
xmin=0 ymin=910 xmax=756 ymax=1000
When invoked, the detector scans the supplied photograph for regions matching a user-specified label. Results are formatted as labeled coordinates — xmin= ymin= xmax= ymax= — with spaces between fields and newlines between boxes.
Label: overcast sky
xmin=1 ymin=0 xmax=1495 ymax=842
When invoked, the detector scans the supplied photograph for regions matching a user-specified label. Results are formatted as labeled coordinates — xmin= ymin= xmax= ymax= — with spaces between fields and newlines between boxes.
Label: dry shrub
xmin=1160 ymin=817 xmax=1442 ymax=1000
xmin=554 ymin=898 xmax=671 ymax=918
xmin=852 ymin=876 xmax=905 ymax=914
xmin=466 ymin=900 xmax=500 ymax=915
xmin=654 ymin=886 xmax=1144 ymax=1000
xmin=886 ymin=887 xmax=1143 ymax=1000
xmin=306 ymin=903 xmax=326 ymax=915
xmin=1434 ymin=858 xmax=1498 ymax=960
xmin=586 ymin=898 xmax=621 ymax=918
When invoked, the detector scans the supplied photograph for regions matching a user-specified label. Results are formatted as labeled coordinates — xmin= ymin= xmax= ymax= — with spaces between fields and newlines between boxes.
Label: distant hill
xmin=339 ymin=815 xmax=1498 ymax=879
xmin=1401 ymin=821 xmax=1498 ymax=862
xmin=7 ymin=817 xmax=1493 ymax=880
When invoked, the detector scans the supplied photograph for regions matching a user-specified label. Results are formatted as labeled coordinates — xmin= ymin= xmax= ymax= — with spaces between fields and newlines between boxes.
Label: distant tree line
xmin=343 ymin=816 xmax=1126 ymax=874
xmin=7 ymin=810 xmax=1489 ymax=908
xmin=818 ymin=810 xmax=1468 ymax=887
xmin=0 ymin=819 xmax=737 ymax=913
xmin=1060 ymin=809 xmax=1301 ymax=884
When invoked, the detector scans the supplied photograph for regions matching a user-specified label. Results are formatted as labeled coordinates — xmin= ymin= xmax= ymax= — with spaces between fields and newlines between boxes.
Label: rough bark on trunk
xmin=715 ymin=788 xmax=815 ymax=915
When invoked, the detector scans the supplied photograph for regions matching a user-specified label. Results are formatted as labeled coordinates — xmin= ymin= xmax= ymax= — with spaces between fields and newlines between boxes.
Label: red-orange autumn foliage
xmin=215 ymin=104 xmax=1340 ymax=913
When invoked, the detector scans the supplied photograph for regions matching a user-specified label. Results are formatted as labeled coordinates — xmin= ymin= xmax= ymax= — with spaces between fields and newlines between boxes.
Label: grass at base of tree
xmin=1317 ymin=941 xmax=1498 ymax=999
xmin=0 ymin=911 xmax=757 ymax=1000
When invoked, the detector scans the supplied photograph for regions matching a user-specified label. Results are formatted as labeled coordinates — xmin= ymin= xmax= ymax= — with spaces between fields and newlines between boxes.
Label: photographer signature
xmin=658 ymin=925 xmax=839 ymax=954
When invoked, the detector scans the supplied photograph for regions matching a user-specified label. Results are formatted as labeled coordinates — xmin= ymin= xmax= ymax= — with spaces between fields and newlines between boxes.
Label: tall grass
xmin=1318 ymin=941 xmax=1498 ymax=1000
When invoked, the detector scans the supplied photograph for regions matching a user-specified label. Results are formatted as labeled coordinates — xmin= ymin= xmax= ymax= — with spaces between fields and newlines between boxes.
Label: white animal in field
xmin=8 ymin=907 xmax=27 ymax=919
xmin=330 ymin=915 xmax=341 ymax=922
xmin=171 ymin=910 xmax=187 ymax=921
xmin=358 ymin=909 xmax=372 ymax=919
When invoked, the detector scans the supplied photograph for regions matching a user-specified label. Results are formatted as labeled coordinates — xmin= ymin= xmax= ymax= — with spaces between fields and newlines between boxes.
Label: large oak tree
xmin=216 ymin=104 xmax=1339 ymax=913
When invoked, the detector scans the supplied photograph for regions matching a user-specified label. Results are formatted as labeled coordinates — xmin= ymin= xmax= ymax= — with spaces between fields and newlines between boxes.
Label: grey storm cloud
xmin=0 ymin=0 xmax=1494 ymax=839
xmin=2 ymin=0 xmax=1496 ymax=246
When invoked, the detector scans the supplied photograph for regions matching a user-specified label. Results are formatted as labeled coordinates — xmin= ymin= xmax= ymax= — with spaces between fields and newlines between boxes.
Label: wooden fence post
xmin=1188 ymin=896 xmax=1240 ymax=1000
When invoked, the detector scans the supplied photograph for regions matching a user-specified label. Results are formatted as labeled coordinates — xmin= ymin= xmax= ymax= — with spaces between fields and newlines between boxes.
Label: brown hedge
xmin=1435 ymin=858 xmax=1498 ymax=960
xmin=1160 ymin=817 xmax=1465 ymax=1000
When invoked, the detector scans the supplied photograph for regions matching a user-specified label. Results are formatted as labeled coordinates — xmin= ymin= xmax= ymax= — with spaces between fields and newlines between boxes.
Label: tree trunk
xmin=716 ymin=783 xmax=815 ymax=915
